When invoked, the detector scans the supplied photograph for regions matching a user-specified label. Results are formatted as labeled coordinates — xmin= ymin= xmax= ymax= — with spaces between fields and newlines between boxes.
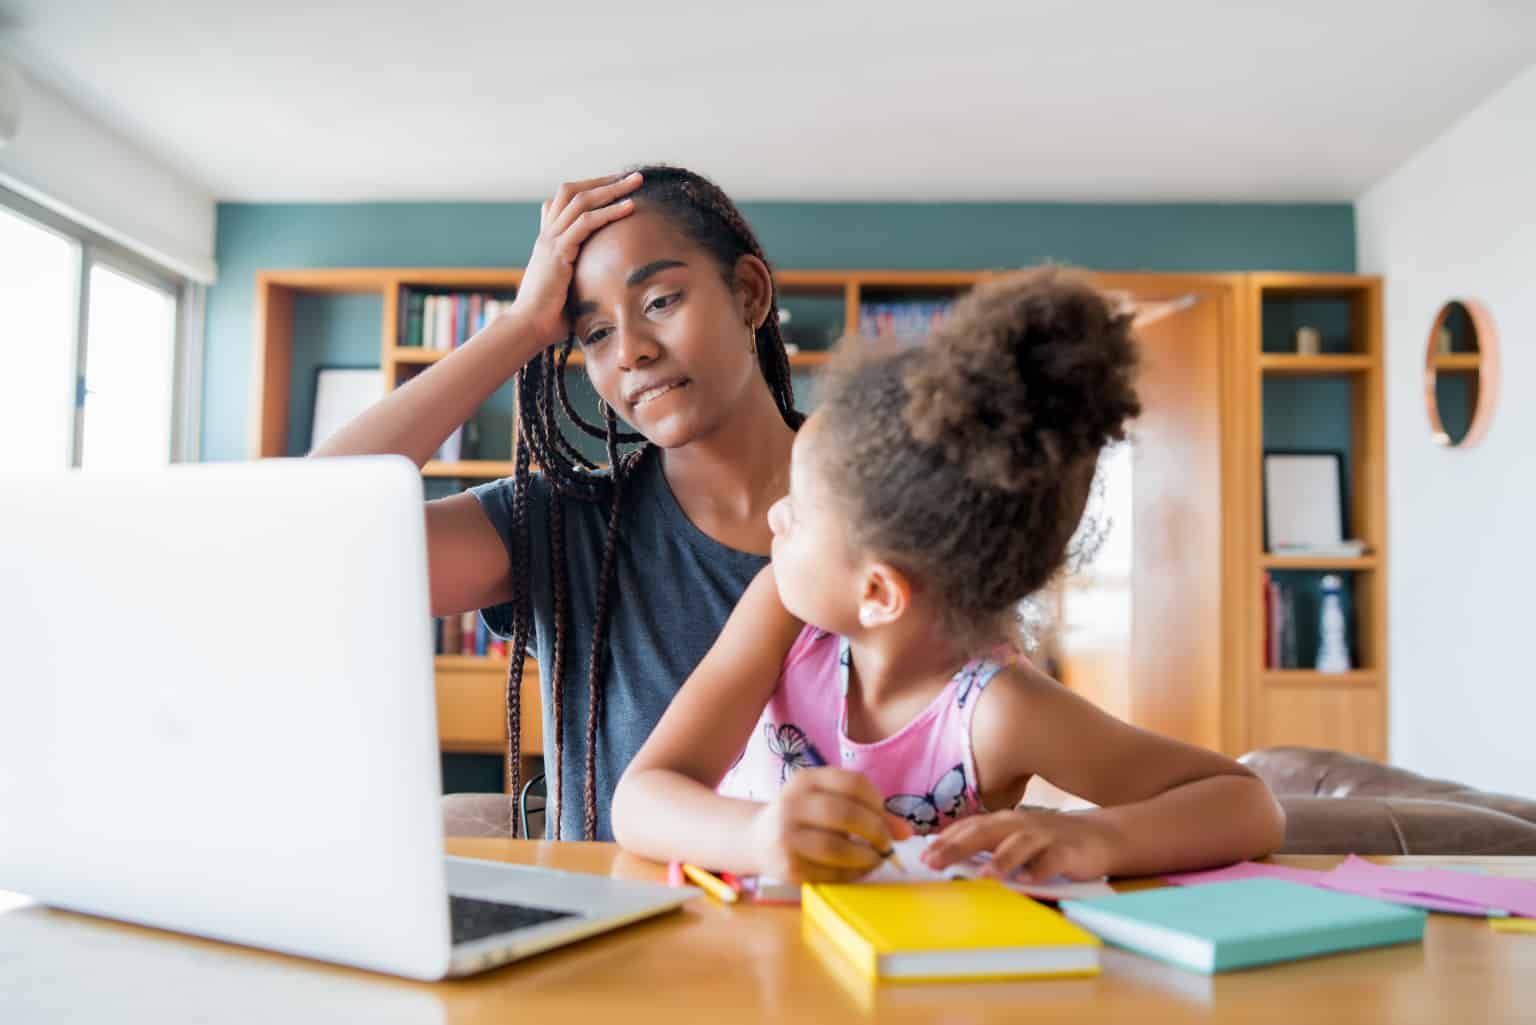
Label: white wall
xmin=0 ymin=66 xmax=215 ymax=283
xmin=1357 ymin=62 xmax=1536 ymax=793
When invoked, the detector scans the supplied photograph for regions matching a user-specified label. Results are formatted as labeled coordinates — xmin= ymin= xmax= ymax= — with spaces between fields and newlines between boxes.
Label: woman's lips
xmin=628 ymin=378 xmax=690 ymax=408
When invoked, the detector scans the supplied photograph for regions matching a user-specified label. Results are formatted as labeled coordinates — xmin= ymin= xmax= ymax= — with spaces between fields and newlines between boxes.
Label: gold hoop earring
xmin=747 ymin=320 xmax=757 ymax=357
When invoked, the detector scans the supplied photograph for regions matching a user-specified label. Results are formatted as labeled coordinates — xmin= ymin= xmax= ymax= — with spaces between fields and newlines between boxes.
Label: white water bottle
xmin=1316 ymin=574 xmax=1352 ymax=673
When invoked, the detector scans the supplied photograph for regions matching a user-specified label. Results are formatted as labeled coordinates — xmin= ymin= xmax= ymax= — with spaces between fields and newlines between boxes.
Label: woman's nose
xmin=614 ymin=319 xmax=661 ymax=369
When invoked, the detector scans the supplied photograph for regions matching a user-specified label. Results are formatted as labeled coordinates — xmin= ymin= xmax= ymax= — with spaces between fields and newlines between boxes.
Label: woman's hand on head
xmin=748 ymin=768 xmax=913 ymax=883
xmin=921 ymin=808 xmax=1125 ymax=883
xmin=510 ymin=172 xmax=644 ymax=348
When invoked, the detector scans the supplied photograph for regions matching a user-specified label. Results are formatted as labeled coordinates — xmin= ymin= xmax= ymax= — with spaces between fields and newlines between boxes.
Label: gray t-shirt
xmin=471 ymin=454 xmax=767 ymax=840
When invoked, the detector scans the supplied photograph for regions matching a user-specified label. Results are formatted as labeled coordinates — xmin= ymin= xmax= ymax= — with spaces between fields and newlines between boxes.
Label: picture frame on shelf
xmin=310 ymin=366 xmax=383 ymax=452
xmin=1262 ymin=449 xmax=1347 ymax=552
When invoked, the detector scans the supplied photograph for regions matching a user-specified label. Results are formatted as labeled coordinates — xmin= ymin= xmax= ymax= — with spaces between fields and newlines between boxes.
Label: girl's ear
xmin=858 ymin=561 xmax=913 ymax=629
xmin=733 ymin=253 xmax=775 ymax=329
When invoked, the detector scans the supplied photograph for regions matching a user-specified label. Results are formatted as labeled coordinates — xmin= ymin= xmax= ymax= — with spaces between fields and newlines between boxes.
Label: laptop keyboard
xmin=449 ymin=894 xmax=578 ymax=945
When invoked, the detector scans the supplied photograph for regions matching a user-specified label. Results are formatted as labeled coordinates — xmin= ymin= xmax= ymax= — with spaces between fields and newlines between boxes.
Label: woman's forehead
xmin=570 ymin=208 xmax=697 ymax=297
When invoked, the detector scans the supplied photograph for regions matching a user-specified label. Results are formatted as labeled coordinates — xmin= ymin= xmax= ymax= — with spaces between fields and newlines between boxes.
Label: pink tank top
xmin=717 ymin=626 xmax=1008 ymax=834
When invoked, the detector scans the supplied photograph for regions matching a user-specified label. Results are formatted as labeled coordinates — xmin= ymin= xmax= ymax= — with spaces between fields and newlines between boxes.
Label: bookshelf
xmin=1245 ymin=273 xmax=1387 ymax=760
xmin=251 ymin=265 xmax=1390 ymax=780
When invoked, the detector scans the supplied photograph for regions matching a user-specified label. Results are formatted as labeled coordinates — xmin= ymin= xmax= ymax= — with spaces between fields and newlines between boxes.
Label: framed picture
xmin=1263 ymin=450 xmax=1347 ymax=550
xmin=310 ymin=366 xmax=383 ymax=451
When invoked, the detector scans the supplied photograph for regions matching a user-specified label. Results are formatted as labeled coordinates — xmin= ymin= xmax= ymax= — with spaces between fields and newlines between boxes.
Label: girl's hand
xmin=509 ymin=172 xmax=645 ymax=348
xmin=748 ymin=768 xmax=913 ymax=883
xmin=922 ymin=808 xmax=1125 ymax=882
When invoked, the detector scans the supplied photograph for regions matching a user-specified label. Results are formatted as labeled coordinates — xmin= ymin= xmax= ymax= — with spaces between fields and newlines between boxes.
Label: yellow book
xmin=1491 ymin=917 xmax=1536 ymax=934
xmin=801 ymin=879 xmax=1100 ymax=983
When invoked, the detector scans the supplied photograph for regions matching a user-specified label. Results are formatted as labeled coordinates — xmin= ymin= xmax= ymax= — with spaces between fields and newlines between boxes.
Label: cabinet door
xmin=1053 ymin=285 xmax=1228 ymax=752
xmin=1255 ymin=685 xmax=1385 ymax=761
xmin=436 ymin=659 xmax=542 ymax=756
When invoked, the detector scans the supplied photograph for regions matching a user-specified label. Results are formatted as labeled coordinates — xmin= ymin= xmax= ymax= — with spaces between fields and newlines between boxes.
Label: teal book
xmin=1060 ymin=879 xmax=1425 ymax=973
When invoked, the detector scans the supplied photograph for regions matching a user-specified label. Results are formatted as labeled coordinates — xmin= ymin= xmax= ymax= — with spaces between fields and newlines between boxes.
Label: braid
xmin=501 ymin=421 xmax=533 ymax=834
xmin=541 ymin=342 xmax=600 ymax=473
xmin=546 ymin=492 xmax=569 ymax=832
xmin=670 ymin=176 xmax=806 ymax=431
xmin=556 ymin=339 xmax=644 ymax=445
xmin=500 ymin=164 xmax=803 ymax=840
xmin=583 ymin=402 xmax=627 ymax=839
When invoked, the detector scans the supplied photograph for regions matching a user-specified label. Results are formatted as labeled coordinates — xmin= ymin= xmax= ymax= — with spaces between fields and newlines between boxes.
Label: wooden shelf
xmin=1262 ymin=670 xmax=1379 ymax=687
xmin=1259 ymin=354 xmax=1373 ymax=374
xmin=1260 ymin=554 xmax=1378 ymax=571
xmin=1251 ymin=272 xmax=1382 ymax=295
xmin=1431 ymin=354 xmax=1481 ymax=371
xmin=254 ymin=267 xmax=1389 ymax=764
xmin=392 ymin=346 xmax=586 ymax=366
xmin=423 ymin=460 xmax=515 ymax=479
xmin=435 ymin=654 xmax=513 ymax=670
xmin=393 ymin=345 xmax=833 ymax=369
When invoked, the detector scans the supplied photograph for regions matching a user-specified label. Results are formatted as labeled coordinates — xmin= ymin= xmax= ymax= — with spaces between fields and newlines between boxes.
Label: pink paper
xmin=1316 ymin=877 xmax=1496 ymax=915
xmin=1164 ymin=862 xmax=1328 ymax=887
xmin=1331 ymin=855 xmax=1536 ymax=918
xmin=1167 ymin=857 xmax=1528 ymax=918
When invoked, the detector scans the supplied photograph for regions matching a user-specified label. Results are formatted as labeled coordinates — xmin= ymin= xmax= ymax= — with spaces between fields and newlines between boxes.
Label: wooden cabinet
xmin=251 ymin=267 xmax=1388 ymax=768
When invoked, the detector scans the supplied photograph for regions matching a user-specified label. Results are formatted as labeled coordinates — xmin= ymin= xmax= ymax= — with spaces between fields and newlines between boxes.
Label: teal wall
xmin=204 ymin=201 xmax=1355 ymax=460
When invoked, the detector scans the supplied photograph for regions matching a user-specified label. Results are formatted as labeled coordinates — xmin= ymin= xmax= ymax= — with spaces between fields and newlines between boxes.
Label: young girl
xmin=315 ymin=166 xmax=802 ymax=840
xmin=613 ymin=270 xmax=1286 ymax=883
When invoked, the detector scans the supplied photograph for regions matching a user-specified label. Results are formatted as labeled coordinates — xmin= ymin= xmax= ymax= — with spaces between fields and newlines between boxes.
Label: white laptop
xmin=0 ymin=456 xmax=691 ymax=980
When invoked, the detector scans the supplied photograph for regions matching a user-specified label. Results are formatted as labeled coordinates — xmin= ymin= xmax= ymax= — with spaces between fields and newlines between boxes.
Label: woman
xmin=315 ymin=166 xmax=802 ymax=840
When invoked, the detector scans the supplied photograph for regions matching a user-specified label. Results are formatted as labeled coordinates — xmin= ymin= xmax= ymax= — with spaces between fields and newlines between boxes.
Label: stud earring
xmin=859 ymin=606 xmax=876 ymax=627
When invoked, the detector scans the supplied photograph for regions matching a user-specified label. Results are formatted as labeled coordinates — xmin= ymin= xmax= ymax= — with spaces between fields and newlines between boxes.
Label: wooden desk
xmin=2 ymin=844 xmax=1533 ymax=1023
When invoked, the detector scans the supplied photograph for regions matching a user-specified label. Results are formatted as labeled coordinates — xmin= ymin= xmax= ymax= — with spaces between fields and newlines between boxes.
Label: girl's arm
xmin=612 ymin=567 xmax=799 ymax=870
xmin=613 ymin=568 xmax=903 ymax=877
xmin=927 ymin=664 xmax=1285 ymax=880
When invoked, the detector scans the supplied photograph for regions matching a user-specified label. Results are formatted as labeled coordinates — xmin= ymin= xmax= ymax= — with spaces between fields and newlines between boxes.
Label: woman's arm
xmin=309 ymin=309 xmax=549 ymax=467
xmin=308 ymin=174 xmax=644 ymax=619
xmin=926 ymin=665 xmax=1285 ymax=880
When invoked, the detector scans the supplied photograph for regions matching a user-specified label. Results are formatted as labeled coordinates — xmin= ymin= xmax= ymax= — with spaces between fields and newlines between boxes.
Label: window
xmin=0 ymin=188 xmax=193 ymax=470
xmin=0 ymin=204 xmax=79 ymax=470
xmin=81 ymin=263 xmax=179 ymax=468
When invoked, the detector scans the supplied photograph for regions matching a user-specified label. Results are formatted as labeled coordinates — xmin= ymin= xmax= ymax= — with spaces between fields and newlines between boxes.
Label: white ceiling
xmin=2 ymin=0 xmax=1534 ymax=203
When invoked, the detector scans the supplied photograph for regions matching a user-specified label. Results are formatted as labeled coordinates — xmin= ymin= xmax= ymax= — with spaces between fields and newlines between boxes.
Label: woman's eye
xmin=645 ymin=292 xmax=681 ymax=314
xmin=581 ymin=326 xmax=612 ymax=347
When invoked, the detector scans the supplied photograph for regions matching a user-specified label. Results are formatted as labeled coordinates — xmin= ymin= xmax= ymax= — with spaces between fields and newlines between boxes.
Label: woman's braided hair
xmin=501 ymin=165 xmax=804 ymax=838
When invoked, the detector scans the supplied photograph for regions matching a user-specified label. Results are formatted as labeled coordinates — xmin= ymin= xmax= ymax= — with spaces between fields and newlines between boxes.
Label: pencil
xmin=666 ymin=860 xmax=686 ymax=888
xmin=716 ymin=870 xmax=745 ymax=895
xmin=680 ymin=862 xmax=740 ymax=904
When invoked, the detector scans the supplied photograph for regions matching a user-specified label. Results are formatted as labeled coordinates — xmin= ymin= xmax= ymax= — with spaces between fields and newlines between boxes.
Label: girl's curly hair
xmin=816 ymin=267 xmax=1141 ymax=651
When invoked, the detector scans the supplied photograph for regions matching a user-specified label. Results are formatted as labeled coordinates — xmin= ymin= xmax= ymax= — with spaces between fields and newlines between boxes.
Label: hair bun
xmin=901 ymin=268 xmax=1141 ymax=493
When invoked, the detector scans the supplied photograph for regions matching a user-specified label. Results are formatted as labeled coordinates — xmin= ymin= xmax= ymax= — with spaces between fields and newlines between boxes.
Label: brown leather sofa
xmin=1241 ymin=746 xmax=1536 ymax=855
xmin=443 ymin=746 xmax=1536 ymax=855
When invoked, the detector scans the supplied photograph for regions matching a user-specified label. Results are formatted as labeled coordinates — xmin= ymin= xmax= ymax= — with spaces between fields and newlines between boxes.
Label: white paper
xmin=863 ymin=835 xmax=1115 ymax=900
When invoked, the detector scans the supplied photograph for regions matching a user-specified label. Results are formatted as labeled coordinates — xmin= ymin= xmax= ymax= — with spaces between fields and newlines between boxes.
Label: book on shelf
xmin=858 ymin=300 xmax=953 ymax=340
xmin=432 ymin=613 xmax=507 ymax=658
xmin=1271 ymin=540 xmax=1370 ymax=559
xmin=399 ymin=289 xmax=514 ymax=350
xmin=1264 ymin=574 xmax=1301 ymax=670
